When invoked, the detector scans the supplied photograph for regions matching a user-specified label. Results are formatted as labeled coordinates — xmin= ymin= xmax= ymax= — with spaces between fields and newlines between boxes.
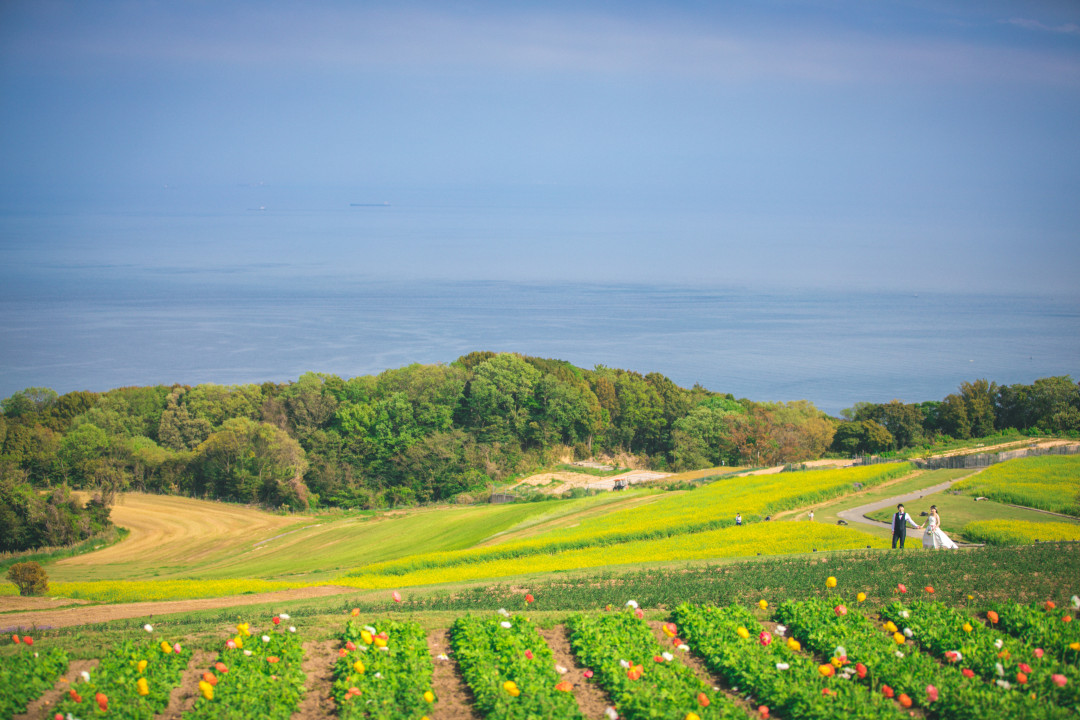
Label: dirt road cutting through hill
xmin=0 ymin=585 xmax=355 ymax=632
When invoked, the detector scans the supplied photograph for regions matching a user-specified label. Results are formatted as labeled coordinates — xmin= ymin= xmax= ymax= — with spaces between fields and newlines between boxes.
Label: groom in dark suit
xmin=891 ymin=503 xmax=922 ymax=549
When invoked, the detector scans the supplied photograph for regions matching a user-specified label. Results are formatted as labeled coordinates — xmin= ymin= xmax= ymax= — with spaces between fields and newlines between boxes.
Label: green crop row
xmin=673 ymin=603 xmax=905 ymax=720
xmin=986 ymin=599 xmax=1080 ymax=665
xmin=184 ymin=616 xmax=305 ymax=720
xmin=332 ymin=617 xmax=437 ymax=718
xmin=0 ymin=636 xmax=67 ymax=720
xmin=775 ymin=595 xmax=1067 ymax=719
xmin=565 ymin=608 xmax=742 ymax=720
xmin=52 ymin=634 xmax=189 ymax=720
xmin=449 ymin=611 xmax=584 ymax=719
xmin=880 ymin=599 xmax=1079 ymax=711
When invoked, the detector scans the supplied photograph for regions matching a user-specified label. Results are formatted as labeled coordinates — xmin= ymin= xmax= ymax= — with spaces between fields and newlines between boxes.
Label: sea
xmin=1 ymin=190 xmax=1078 ymax=416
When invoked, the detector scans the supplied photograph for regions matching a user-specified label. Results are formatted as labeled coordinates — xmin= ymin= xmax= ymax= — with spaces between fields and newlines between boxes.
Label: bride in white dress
xmin=923 ymin=505 xmax=959 ymax=549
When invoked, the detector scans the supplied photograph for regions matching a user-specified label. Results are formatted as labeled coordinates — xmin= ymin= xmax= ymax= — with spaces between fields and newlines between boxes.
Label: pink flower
xmin=1034 ymin=648 xmax=1045 ymax=659
xmin=525 ymin=650 xmax=533 ymax=660
xmin=1019 ymin=663 xmax=1032 ymax=673
xmin=897 ymin=584 xmax=907 ymax=594
xmin=926 ymin=685 xmax=939 ymax=702
xmin=1052 ymin=674 xmax=1068 ymax=687
xmin=583 ymin=669 xmax=594 ymax=678
xmin=634 ymin=608 xmax=644 ymax=620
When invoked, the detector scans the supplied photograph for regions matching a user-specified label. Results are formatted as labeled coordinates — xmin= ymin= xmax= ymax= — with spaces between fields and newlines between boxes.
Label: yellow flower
xmin=198 ymin=680 xmax=214 ymax=700
xmin=137 ymin=660 xmax=147 ymax=673
xmin=737 ymin=627 xmax=750 ymax=639
xmin=159 ymin=640 xmax=172 ymax=654
xmin=856 ymin=592 xmax=866 ymax=603
xmin=136 ymin=677 xmax=149 ymax=696
xmin=353 ymin=661 xmax=365 ymax=674
xmin=884 ymin=621 xmax=898 ymax=633
xmin=786 ymin=637 xmax=801 ymax=651
xmin=963 ymin=623 xmax=973 ymax=633
xmin=826 ymin=577 xmax=837 ymax=588
xmin=503 ymin=680 xmax=520 ymax=697
xmin=233 ymin=635 xmax=243 ymax=649
xmin=893 ymin=632 xmax=906 ymax=645
xmin=686 ymin=713 xmax=701 ymax=720
xmin=1070 ymin=642 xmax=1080 ymax=651
xmin=759 ymin=599 xmax=768 ymax=610
xmin=361 ymin=630 xmax=373 ymax=645
xmin=423 ymin=690 xmax=435 ymax=703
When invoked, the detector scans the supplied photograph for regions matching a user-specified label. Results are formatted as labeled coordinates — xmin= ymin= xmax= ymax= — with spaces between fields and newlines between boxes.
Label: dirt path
xmin=0 ymin=585 xmax=355 ymax=631
xmin=427 ymin=628 xmax=480 ymax=720
xmin=536 ymin=624 xmax=612 ymax=719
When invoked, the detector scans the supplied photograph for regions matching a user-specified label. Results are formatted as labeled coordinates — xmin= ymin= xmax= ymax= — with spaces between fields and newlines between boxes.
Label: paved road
xmin=837 ymin=475 xmax=982 ymax=547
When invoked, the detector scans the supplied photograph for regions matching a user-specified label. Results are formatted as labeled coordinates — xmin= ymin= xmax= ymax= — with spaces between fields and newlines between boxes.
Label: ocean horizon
xmin=2 ymin=275 xmax=1076 ymax=416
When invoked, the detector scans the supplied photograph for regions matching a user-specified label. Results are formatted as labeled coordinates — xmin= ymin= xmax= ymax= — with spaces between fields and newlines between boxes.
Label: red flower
xmin=855 ymin=663 xmax=867 ymax=679
xmin=759 ymin=631 xmax=772 ymax=646
xmin=525 ymin=593 xmax=534 ymax=603
xmin=583 ymin=669 xmax=594 ymax=678
xmin=1019 ymin=663 xmax=1032 ymax=673
xmin=925 ymin=586 xmax=935 ymax=594
xmin=525 ymin=650 xmax=534 ymax=660
xmin=897 ymin=584 xmax=907 ymax=594
xmin=882 ymin=685 xmax=894 ymax=698
xmin=758 ymin=706 xmax=769 ymax=719
xmin=962 ymin=668 xmax=975 ymax=679
xmin=23 ymin=637 xmax=33 ymax=646
xmin=272 ymin=616 xmax=281 ymax=625
xmin=834 ymin=605 xmax=848 ymax=617
xmin=345 ymin=641 xmax=356 ymax=651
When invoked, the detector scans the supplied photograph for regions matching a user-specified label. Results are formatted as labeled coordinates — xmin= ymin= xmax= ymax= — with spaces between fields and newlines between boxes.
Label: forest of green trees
xmin=1 ymin=351 xmax=1078 ymax=550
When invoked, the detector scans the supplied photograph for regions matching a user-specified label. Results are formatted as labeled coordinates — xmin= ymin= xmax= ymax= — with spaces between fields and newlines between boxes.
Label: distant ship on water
xmin=350 ymin=201 xmax=391 ymax=207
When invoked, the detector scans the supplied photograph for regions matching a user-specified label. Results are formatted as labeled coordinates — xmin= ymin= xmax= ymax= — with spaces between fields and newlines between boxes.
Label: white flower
xmin=774 ymin=625 xmax=787 ymax=636
xmin=895 ymin=651 xmax=904 ymax=658
xmin=498 ymin=608 xmax=510 ymax=617
xmin=280 ymin=613 xmax=290 ymax=620
xmin=437 ymin=654 xmax=449 ymax=660
xmin=995 ymin=662 xmax=1005 ymax=676
xmin=994 ymin=639 xmax=1004 ymax=649
xmin=288 ymin=626 xmax=296 ymax=633
xmin=500 ymin=621 xmax=512 ymax=629
xmin=996 ymin=679 xmax=1011 ymax=690
xmin=1071 ymin=595 xmax=1079 ymax=610
xmin=556 ymin=665 xmax=568 ymax=674
xmin=364 ymin=625 xmax=377 ymax=633
xmin=378 ymin=646 xmax=389 ymax=651
xmin=677 ymin=645 xmax=690 ymax=652
xmin=374 ymin=672 xmax=382 ymax=679
xmin=950 ymin=650 xmax=963 ymax=661
xmin=903 ymin=628 xmax=913 ymax=638
xmin=662 ymin=652 xmax=674 ymax=661
xmin=605 ymin=707 xmax=619 ymax=720
xmin=900 ymin=610 xmax=910 ymax=619
xmin=80 ymin=671 xmax=90 ymax=682
xmin=262 ymin=635 xmax=271 ymax=643
xmin=776 ymin=662 xmax=790 ymax=671
xmin=834 ymin=646 xmax=847 ymax=658
xmin=626 ymin=600 xmax=639 ymax=609
xmin=143 ymin=624 xmax=153 ymax=633
xmin=244 ymin=650 xmax=253 ymax=656
xmin=619 ymin=659 xmax=630 ymax=669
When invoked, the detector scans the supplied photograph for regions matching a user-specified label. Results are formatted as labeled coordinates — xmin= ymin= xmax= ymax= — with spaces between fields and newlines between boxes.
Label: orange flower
xmin=555 ymin=681 xmax=572 ymax=692
xmin=899 ymin=693 xmax=912 ymax=708
xmin=987 ymin=611 xmax=999 ymax=624
xmin=697 ymin=692 xmax=710 ymax=707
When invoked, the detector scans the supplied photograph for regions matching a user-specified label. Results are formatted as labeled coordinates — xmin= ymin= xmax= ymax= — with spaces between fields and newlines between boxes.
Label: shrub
xmin=7 ymin=560 xmax=48 ymax=596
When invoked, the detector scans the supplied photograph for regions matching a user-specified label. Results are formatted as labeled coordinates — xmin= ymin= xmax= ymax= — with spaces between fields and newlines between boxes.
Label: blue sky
xmin=1 ymin=0 xmax=1079 ymax=291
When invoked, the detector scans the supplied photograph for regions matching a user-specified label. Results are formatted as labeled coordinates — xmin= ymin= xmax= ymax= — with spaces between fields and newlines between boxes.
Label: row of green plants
xmin=565 ymin=608 xmax=742 ymax=720
xmin=0 ymin=636 xmax=67 ymax=719
xmin=184 ymin=617 xmax=306 ymax=720
xmin=986 ymin=599 xmax=1080 ymax=664
xmin=332 ymin=617 xmax=436 ymax=719
xmin=449 ymin=610 xmax=584 ymax=719
xmin=878 ymin=599 xmax=1078 ymax=709
xmin=774 ymin=595 xmax=1066 ymax=719
xmin=673 ymin=603 xmax=904 ymax=720
xmin=51 ymin=633 xmax=190 ymax=720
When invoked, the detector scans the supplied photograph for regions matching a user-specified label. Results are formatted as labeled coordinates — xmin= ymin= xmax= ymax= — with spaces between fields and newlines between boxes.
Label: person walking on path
xmin=891 ymin=503 xmax=922 ymax=549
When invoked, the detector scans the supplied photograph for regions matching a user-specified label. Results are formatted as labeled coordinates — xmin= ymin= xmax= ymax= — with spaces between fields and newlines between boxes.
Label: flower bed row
xmin=332 ymin=615 xmax=436 ymax=718
xmin=986 ymin=598 xmax=1080 ymax=666
xmin=673 ymin=602 xmax=906 ymax=720
xmin=1 ymin=634 xmax=67 ymax=719
xmin=52 ymin=632 xmax=190 ymax=720
xmin=565 ymin=605 xmax=742 ymax=720
xmin=775 ymin=595 xmax=1069 ymax=720
xmin=449 ymin=610 xmax=584 ymax=719
xmin=183 ymin=616 xmax=305 ymax=720
xmin=879 ymin=599 xmax=1078 ymax=708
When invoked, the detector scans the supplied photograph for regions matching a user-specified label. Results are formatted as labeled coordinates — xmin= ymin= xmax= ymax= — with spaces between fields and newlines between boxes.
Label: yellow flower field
xmin=962 ymin=519 xmax=1080 ymax=546
xmin=352 ymin=463 xmax=911 ymax=577
xmin=954 ymin=455 xmax=1080 ymax=517
xmin=339 ymin=522 xmax=890 ymax=590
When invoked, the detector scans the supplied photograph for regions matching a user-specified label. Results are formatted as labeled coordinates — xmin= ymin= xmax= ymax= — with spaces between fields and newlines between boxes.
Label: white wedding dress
xmin=923 ymin=514 xmax=959 ymax=549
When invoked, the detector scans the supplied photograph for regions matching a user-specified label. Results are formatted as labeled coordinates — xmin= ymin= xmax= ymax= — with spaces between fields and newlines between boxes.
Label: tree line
xmin=1 ymin=352 xmax=1077 ymax=531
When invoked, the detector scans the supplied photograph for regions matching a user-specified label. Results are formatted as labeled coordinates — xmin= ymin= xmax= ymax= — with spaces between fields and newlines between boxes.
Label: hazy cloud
xmin=1006 ymin=17 xmax=1080 ymax=35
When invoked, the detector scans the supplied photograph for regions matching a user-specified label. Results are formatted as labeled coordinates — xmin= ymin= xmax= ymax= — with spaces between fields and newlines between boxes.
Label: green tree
xmin=959 ymin=379 xmax=997 ymax=437
xmin=938 ymin=394 xmax=971 ymax=439
xmin=192 ymin=418 xmax=309 ymax=508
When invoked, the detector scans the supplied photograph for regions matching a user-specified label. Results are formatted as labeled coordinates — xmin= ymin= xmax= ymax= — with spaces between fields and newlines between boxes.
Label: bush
xmin=7 ymin=561 xmax=48 ymax=596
